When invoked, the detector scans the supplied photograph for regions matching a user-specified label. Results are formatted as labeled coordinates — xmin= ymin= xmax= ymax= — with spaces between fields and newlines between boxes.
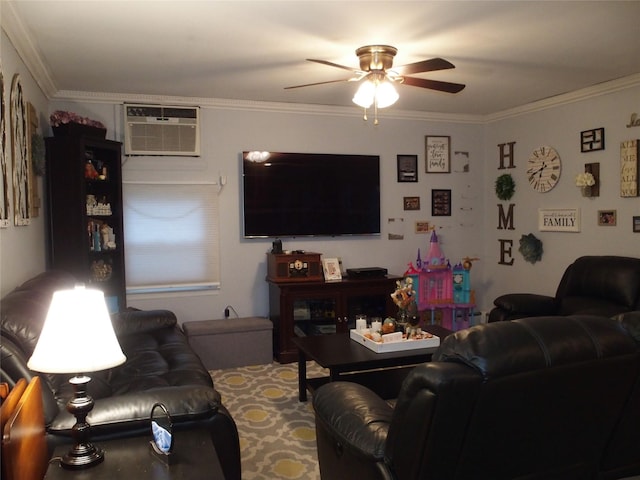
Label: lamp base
xmin=62 ymin=375 xmax=104 ymax=469
xmin=61 ymin=443 xmax=104 ymax=469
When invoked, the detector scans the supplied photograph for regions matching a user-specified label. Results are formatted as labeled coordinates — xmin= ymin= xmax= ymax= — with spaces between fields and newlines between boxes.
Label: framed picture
xmin=397 ymin=154 xmax=418 ymax=182
xmin=580 ymin=127 xmax=605 ymax=152
xmin=538 ymin=208 xmax=580 ymax=232
xmin=633 ymin=216 xmax=640 ymax=233
xmin=431 ymin=189 xmax=451 ymax=216
xmin=415 ymin=221 xmax=431 ymax=233
xmin=403 ymin=196 xmax=420 ymax=211
xmin=425 ymin=135 xmax=451 ymax=173
xmin=620 ymin=139 xmax=639 ymax=197
xmin=322 ymin=258 xmax=342 ymax=281
xmin=598 ymin=210 xmax=617 ymax=226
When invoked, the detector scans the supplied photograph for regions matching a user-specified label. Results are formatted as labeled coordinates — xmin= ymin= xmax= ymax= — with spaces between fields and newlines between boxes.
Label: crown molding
xmin=485 ymin=73 xmax=640 ymax=123
xmin=52 ymin=89 xmax=486 ymax=124
xmin=1 ymin=1 xmax=57 ymax=98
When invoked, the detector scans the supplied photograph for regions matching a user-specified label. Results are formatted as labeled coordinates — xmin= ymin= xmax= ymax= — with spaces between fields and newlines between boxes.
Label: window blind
xmin=122 ymin=182 xmax=220 ymax=293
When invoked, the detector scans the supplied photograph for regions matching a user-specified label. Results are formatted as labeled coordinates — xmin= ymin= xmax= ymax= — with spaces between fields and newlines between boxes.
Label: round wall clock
xmin=527 ymin=146 xmax=561 ymax=193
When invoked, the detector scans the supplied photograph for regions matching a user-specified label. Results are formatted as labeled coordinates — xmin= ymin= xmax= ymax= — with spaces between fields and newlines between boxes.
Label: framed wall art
xmin=633 ymin=216 xmax=640 ymax=233
xmin=10 ymin=73 xmax=30 ymax=226
xmin=425 ymin=135 xmax=450 ymax=173
xmin=397 ymin=154 xmax=418 ymax=182
xmin=431 ymin=189 xmax=451 ymax=216
xmin=580 ymin=127 xmax=605 ymax=152
xmin=538 ymin=208 xmax=580 ymax=232
xmin=403 ymin=196 xmax=420 ymax=211
xmin=0 ymin=68 xmax=9 ymax=228
xmin=620 ymin=139 xmax=639 ymax=197
xmin=597 ymin=210 xmax=617 ymax=226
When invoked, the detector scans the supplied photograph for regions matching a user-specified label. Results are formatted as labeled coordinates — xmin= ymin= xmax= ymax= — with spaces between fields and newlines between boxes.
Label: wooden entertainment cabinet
xmin=268 ymin=275 xmax=400 ymax=363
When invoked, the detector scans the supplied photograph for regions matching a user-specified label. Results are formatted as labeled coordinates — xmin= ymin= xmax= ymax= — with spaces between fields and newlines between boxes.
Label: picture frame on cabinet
xmin=425 ymin=135 xmax=451 ymax=173
xmin=403 ymin=196 xmax=420 ymax=211
xmin=322 ymin=258 xmax=342 ymax=281
xmin=598 ymin=210 xmax=617 ymax=226
xmin=580 ymin=127 xmax=605 ymax=152
xmin=397 ymin=154 xmax=418 ymax=182
xmin=431 ymin=189 xmax=451 ymax=216
xmin=633 ymin=216 xmax=640 ymax=233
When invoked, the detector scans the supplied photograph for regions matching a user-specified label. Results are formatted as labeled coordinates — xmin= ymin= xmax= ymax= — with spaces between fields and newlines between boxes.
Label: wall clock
xmin=527 ymin=146 xmax=561 ymax=193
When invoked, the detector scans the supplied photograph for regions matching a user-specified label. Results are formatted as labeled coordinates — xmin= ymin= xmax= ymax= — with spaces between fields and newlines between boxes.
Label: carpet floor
xmin=210 ymin=362 xmax=327 ymax=480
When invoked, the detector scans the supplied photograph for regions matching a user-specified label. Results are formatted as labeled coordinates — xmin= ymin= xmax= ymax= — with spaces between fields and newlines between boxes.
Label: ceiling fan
xmin=285 ymin=45 xmax=465 ymax=122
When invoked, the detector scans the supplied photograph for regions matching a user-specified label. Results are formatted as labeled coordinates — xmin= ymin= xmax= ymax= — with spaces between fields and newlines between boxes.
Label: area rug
xmin=210 ymin=362 xmax=327 ymax=480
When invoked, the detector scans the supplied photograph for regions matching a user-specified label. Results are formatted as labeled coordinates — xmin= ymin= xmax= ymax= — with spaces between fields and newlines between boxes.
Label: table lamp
xmin=27 ymin=285 xmax=126 ymax=469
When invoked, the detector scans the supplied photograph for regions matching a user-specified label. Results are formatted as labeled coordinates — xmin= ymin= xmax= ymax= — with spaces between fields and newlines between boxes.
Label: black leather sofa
xmin=0 ymin=270 xmax=241 ymax=480
xmin=488 ymin=255 xmax=640 ymax=323
xmin=312 ymin=314 xmax=640 ymax=480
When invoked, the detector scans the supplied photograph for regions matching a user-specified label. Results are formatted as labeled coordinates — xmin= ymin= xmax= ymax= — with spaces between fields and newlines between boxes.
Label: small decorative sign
xmin=425 ymin=135 xmax=451 ymax=173
xmin=580 ymin=128 xmax=605 ymax=152
xmin=538 ymin=208 xmax=580 ymax=232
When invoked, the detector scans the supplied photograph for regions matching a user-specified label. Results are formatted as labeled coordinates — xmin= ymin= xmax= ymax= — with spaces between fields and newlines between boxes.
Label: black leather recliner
xmin=312 ymin=315 xmax=640 ymax=480
xmin=0 ymin=270 xmax=241 ymax=480
xmin=488 ymin=255 xmax=640 ymax=323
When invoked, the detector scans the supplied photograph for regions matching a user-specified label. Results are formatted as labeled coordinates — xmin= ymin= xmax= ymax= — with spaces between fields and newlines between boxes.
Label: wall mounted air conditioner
xmin=124 ymin=104 xmax=200 ymax=156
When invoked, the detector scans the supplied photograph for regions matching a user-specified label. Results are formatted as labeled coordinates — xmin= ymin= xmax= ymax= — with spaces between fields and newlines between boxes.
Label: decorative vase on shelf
xmin=581 ymin=186 xmax=592 ymax=197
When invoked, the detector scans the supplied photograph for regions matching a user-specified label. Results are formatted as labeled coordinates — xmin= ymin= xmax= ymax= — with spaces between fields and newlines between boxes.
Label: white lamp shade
xmin=352 ymin=80 xmax=375 ymax=108
xmin=352 ymin=77 xmax=399 ymax=109
xmin=375 ymin=80 xmax=399 ymax=108
xmin=28 ymin=286 xmax=126 ymax=374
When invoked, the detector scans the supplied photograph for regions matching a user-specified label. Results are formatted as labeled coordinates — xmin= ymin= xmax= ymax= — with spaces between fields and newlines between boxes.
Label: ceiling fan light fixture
xmin=375 ymin=80 xmax=399 ymax=108
xmin=352 ymin=80 xmax=375 ymax=108
xmin=352 ymin=76 xmax=398 ymax=109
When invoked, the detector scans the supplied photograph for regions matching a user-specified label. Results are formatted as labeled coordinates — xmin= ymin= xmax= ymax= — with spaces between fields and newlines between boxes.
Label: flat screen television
xmin=242 ymin=151 xmax=380 ymax=238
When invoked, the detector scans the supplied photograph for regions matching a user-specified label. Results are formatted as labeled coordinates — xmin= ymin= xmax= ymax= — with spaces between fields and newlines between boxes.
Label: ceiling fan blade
xmin=401 ymin=76 xmax=466 ymax=93
xmin=395 ymin=57 xmax=455 ymax=75
xmin=284 ymin=78 xmax=352 ymax=90
xmin=307 ymin=59 xmax=361 ymax=73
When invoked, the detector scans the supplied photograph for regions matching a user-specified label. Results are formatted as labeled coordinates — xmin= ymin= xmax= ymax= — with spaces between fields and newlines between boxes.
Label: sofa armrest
xmin=47 ymin=385 xmax=220 ymax=435
xmin=111 ymin=309 xmax=178 ymax=336
xmin=313 ymin=381 xmax=393 ymax=460
xmin=493 ymin=293 xmax=558 ymax=316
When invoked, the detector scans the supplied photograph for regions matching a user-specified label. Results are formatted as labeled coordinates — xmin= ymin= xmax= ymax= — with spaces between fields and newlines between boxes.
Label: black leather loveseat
xmin=312 ymin=314 xmax=640 ymax=480
xmin=489 ymin=255 xmax=640 ymax=323
xmin=0 ymin=270 xmax=241 ymax=480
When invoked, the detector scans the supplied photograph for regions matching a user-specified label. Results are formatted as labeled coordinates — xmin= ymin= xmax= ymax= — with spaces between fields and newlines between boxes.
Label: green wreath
xmin=495 ymin=173 xmax=516 ymax=201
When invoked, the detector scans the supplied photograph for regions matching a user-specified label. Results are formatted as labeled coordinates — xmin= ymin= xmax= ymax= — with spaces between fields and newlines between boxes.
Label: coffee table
xmin=292 ymin=324 xmax=452 ymax=401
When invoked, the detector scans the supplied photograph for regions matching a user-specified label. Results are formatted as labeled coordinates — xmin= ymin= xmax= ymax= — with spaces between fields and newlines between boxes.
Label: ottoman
xmin=183 ymin=317 xmax=273 ymax=369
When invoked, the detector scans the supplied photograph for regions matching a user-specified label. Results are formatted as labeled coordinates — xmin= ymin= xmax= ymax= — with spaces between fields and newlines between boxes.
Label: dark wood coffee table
xmin=292 ymin=324 xmax=452 ymax=401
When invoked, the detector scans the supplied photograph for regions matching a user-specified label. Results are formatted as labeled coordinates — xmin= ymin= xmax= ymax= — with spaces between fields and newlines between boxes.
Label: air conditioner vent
xmin=124 ymin=104 xmax=200 ymax=156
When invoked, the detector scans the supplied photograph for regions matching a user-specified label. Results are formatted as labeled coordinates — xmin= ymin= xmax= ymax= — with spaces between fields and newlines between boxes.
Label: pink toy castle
xmin=404 ymin=231 xmax=475 ymax=331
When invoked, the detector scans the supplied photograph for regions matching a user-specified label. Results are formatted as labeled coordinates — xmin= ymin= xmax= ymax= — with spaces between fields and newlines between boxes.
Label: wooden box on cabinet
xmin=45 ymin=135 xmax=126 ymax=312
xmin=267 ymin=252 xmax=323 ymax=282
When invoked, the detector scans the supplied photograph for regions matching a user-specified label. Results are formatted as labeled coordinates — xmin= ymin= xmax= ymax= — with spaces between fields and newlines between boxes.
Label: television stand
xmin=268 ymin=275 xmax=401 ymax=363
